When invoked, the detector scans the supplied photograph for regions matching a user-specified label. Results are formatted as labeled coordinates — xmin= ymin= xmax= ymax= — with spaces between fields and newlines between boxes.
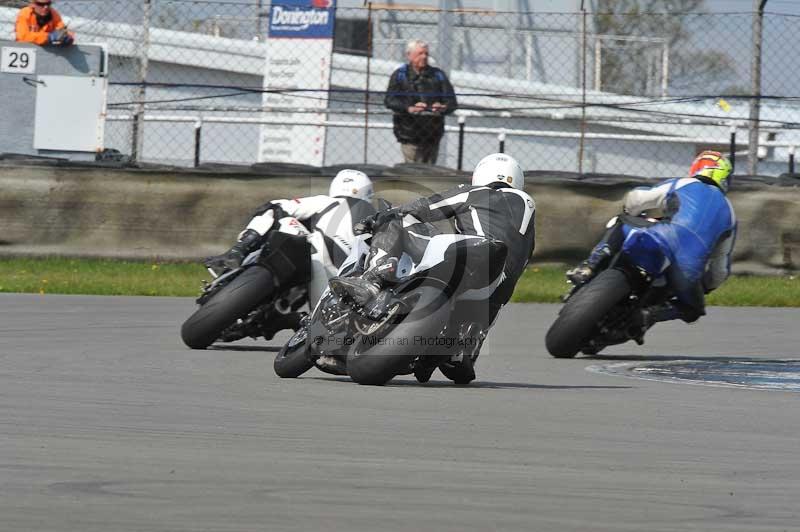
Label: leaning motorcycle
xmin=180 ymin=215 xmax=314 ymax=349
xmin=274 ymin=221 xmax=507 ymax=385
xmin=545 ymin=213 xmax=679 ymax=358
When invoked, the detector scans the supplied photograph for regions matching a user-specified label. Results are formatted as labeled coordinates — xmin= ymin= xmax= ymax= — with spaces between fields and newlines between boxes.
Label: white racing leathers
xmin=244 ymin=195 xmax=376 ymax=304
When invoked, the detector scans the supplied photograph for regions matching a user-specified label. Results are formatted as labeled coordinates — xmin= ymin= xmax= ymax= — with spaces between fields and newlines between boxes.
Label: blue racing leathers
xmin=622 ymin=177 xmax=737 ymax=311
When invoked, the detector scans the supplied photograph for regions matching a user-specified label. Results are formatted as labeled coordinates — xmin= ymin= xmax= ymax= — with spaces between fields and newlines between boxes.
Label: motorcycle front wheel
xmin=273 ymin=327 xmax=315 ymax=378
xmin=181 ymin=266 xmax=275 ymax=349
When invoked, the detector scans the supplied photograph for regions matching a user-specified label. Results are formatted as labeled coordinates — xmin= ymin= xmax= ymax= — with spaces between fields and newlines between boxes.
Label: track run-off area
xmin=2 ymin=293 xmax=799 ymax=532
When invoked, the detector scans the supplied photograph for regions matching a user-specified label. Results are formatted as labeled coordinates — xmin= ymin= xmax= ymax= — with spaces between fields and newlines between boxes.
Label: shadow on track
xmin=304 ymin=376 xmax=631 ymax=390
xmin=208 ymin=344 xmax=282 ymax=353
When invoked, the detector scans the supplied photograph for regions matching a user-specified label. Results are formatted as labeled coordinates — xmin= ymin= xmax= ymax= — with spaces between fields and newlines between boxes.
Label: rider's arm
xmin=703 ymin=225 xmax=737 ymax=293
xmin=623 ymin=181 xmax=674 ymax=216
xmin=624 ymin=179 xmax=692 ymax=216
xmin=272 ymin=196 xmax=334 ymax=221
xmin=245 ymin=195 xmax=337 ymax=236
xmin=244 ymin=196 xmax=333 ymax=236
xmin=244 ymin=209 xmax=276 ymax=237
xmin=400 ymin=185 xmax=470 ymax=223
xmin=624 ymin=177 xmax=701 ymax=217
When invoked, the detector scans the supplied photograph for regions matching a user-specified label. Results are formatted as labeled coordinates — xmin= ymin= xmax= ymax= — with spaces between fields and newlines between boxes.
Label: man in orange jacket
xmin=16 ymin=0 xmax=75 ymax=46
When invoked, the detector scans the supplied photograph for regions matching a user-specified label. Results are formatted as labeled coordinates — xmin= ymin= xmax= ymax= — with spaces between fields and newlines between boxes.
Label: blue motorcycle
xmin=546 ymin=213 xmax=679 ymax=358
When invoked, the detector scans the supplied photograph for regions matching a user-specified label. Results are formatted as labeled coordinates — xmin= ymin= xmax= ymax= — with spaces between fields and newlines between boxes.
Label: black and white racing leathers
xmin=375 ymin=182 xmax=536 ymax=315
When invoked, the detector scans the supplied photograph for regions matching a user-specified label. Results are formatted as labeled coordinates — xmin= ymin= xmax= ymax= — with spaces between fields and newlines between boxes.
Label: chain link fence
xmin=2 ymin=0 xmax=800 ymax=176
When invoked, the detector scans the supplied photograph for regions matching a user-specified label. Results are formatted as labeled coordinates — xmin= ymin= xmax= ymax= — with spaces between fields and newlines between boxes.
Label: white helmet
xmin=329 ymin=169 xmax=374 ymax=201
xmin=471 ymin=153 xmax=524 ymax=191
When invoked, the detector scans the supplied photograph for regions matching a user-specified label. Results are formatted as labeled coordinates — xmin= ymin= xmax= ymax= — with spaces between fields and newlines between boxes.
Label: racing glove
xmin=355 ymin=208 xmax=401 ymax=235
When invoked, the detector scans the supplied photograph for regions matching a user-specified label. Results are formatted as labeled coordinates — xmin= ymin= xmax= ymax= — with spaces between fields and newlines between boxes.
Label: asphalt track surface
xmin=2 ymin=293 xmax=800 ymax=532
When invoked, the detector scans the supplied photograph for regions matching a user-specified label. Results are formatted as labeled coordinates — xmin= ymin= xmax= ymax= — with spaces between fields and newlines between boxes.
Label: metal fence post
xmin=256 ymin=0 xmax=264 ymax=39
xmin=577 ymin=0 xmax=588 ymax=175
xmin=789 ymin=146 xmax=795 ymax=175
xmin=457 ymin=115 xmax=465 ymax=171
xmin=747 ymin=0 xmax=767 ymax=175
xmin=194 ymin=118 xmax=203 ymax=168
xmin=498 ymin=132 xmax=506 ymax=154
xmin=660 ymin=41 xmax=670 ymax=98
xmin=593 ymin=36 xmax=602 ymax=91
xmin=436 ymin=0 xmax=453 ymax=164
xmin=729 ymin=124 xmax=737 ymax=175
xmin=131 ymin=0 xmax=152 ymax=165
xmin=363 ymin=2 xmax=373 ymax=164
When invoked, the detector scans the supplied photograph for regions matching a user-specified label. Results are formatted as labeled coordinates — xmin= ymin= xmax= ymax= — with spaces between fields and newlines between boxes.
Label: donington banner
xmin=258 ymin=0 xmax=335 ymax=165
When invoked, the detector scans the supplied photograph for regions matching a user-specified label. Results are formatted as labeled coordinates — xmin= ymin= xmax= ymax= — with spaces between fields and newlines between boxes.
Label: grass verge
xmin=0 ymin=257 xmax=798 ymax=307
xmin=511 ymin=266 xmax=800 ymax=307
xmin=0 ymin=257 xmax=205 ymax=297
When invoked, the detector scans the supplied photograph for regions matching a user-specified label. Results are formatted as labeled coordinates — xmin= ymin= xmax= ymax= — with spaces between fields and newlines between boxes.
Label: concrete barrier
xmin=1 ymin=163 xmax=798 ymax=274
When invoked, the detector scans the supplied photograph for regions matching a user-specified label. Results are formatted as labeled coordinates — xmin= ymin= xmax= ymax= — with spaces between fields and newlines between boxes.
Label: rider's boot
xmin=641 ymin=303 xmax=681 ymax=326
xmin=439 ymin=352 xmax=476 ymax=385
xmin=329 ymin=256 xmax=398 ymax=307
xmin=204 ymin=229 xmax=262 ymax=275
xmin=641 ymin=300 xmax=703 ymax=325
xmin=413 ymin=356 xmax=441 ymax=384
xmin=439 ymin=323 xmax=485 ymax=385
xmin=566 ymin=243 xmax=612 ymax=286
xmin=630 ymin=302 xmax=696 ymax=344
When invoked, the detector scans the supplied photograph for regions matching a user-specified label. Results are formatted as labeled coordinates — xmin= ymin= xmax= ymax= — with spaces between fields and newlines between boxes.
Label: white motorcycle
xmin=274 ymin=213 xmax=507 ymax=385
xmin=180 ymin=212 xmax=338 ymax=350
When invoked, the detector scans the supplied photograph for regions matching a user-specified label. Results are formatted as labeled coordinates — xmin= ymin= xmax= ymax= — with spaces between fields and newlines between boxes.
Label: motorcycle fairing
xmin=621 ymin=228 xmax=670 ymax=277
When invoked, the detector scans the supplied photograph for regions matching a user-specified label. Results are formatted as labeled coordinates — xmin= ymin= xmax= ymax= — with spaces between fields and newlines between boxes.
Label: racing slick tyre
xmin=273 ymin=327 xmax=315 ymax=378
xmin=181 ymin=266 xmax=275 ymax=349
xmin=545 ymin=268 xmax=631 ymax=358
xmin=346 ymin=288 xmax=451 ymax=386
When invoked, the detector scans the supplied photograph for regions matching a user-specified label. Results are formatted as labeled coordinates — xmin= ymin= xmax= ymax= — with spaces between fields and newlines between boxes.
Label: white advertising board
xmin=258 ymin=0 xmax=335 ymax=166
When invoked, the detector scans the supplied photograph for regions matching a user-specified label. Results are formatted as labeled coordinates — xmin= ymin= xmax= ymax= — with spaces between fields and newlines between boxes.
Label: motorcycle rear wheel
xmin=545 ymin=268 xmax=631 ymax=358
xmin=181 ymin=266 xmax=274 ymax=349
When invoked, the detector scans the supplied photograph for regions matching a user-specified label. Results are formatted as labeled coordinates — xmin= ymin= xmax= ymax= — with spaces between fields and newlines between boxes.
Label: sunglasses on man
xmin=33 ymin=1 xmax=52 ymax=7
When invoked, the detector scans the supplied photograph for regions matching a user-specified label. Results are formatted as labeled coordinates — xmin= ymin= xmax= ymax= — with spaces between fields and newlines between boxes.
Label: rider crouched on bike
xmin=205 ymin=169 xmax=376 ymax=277
xmin=329 ymin=153 xmax=536 ymax=383
xmin=566 ymin=150 xmax=736 ymax=327
xmin=204 ymin=170 xmax=375 ymax=336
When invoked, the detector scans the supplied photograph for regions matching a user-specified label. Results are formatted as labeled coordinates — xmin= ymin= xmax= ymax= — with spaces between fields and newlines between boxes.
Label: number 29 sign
xmin=1 ymin=47 xmax=36 ymax=75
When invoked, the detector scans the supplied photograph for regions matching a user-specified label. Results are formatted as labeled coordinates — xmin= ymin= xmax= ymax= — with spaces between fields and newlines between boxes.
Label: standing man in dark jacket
xmin=384 ymin=39 xmax=458 ymax=165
